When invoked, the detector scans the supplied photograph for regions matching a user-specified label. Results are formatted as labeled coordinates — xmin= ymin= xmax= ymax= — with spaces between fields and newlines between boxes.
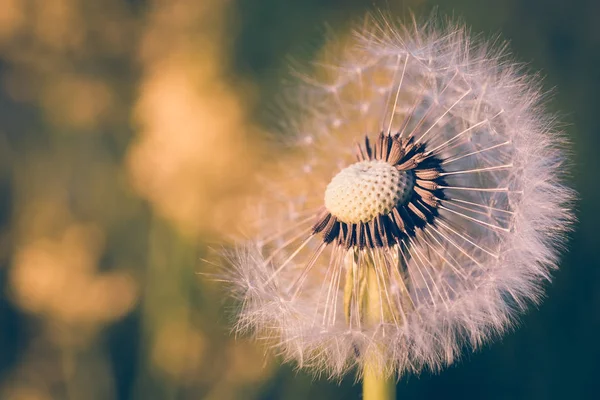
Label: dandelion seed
xmin=223 ymin=14 xmax=575 ymax=380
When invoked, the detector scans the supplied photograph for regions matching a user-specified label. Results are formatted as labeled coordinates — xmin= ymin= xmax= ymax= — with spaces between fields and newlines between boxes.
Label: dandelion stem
xmin=363 ymin=365 xmax=396 ymax=400
xmin=362 ymin=257 xmax=396 ymax=400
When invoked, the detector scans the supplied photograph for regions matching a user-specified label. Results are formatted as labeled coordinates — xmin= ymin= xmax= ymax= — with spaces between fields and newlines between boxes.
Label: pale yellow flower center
xmin=324 ymin=160 xmax=414 ymax=224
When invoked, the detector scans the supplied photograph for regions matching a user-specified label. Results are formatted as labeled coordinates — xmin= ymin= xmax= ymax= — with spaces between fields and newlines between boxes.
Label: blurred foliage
xmin=0 ymin=0 xmax=597 ymax=399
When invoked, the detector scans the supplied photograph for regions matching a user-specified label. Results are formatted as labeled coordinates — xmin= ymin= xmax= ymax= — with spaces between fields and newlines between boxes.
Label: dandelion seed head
xmin=224 ymin=14 xmax=575 ymax=379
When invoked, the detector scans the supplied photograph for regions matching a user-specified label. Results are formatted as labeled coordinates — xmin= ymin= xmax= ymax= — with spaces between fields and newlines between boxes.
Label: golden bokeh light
xmin=127 ymin=0 xmax=260 ymax=239
xmin=10 ymin=223 xmax=137 ymax=329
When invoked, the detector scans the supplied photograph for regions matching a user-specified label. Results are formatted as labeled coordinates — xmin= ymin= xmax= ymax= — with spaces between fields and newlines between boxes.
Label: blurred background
xmin=0 ymin=0 xmax=597 ymax=399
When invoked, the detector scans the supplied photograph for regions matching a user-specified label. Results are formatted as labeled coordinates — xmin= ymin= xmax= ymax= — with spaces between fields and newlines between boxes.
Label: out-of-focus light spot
xmin=10 ymin=223 xmax=138 ymax=330
xmin=126 ymin=0 xmax=261 ymax=239
xmin=0 ymin=0 xmax=24 ymax=45
xmin=40 ymin=76 xmax=113 ymax=130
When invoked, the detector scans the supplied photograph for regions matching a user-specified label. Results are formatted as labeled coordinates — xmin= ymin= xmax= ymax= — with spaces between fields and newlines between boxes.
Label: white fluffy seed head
xmin=324 ymin=160 xmax=414 ymax=224
xmin=224 ymin=13 xmax=575 ymax=379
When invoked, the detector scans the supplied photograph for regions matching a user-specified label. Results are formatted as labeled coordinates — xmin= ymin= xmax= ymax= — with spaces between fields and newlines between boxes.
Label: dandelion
xmin=224 ymin=14 xmax=574 ymax=396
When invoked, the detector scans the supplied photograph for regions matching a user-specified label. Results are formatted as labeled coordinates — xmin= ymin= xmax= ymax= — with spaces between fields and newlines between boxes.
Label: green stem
xmin=362 ymin=259 xmax=396 ymax=400
xmin=363 ymin=364 xmax=396 ymax=400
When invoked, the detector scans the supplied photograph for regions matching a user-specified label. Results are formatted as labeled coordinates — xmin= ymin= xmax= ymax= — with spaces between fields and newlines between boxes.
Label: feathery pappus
xmin=223 ymin=14 xmax=575 ymax=378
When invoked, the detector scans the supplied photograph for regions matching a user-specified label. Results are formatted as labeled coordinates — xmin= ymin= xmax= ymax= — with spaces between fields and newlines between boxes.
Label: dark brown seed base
xmin=312 ymin=132 xmax=444 ymax=250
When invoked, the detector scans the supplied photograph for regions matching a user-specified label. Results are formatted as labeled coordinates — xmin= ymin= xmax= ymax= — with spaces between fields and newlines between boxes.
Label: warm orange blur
xmin=127 ymin=0 xmax=260 ymax=239
xmin=1 ymin=0 xmax=269 ymax=399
